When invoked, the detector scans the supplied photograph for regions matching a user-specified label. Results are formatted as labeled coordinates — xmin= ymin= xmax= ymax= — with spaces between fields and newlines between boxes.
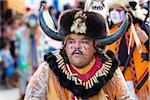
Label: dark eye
xmin=81 ymin=40 xmax=88 ymax=44
xmin=67 ymin=40 xmax=75 ymax=44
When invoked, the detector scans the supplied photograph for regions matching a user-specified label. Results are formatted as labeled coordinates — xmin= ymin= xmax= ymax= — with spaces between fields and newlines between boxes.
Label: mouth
xmin=72 ymin=51 xmax=83 ymax=57
xmin=71 ymin=53 xmax=82 ymax=59
xmin=72 ymin=52 xmax=81 ymax=56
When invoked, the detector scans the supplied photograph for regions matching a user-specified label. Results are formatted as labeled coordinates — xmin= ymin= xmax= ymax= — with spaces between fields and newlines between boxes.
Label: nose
xmin=74 ymin=41 xmax=81 ymax=49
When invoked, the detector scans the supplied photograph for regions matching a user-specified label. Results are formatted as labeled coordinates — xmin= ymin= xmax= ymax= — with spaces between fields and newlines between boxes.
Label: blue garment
xmin=31 ymin=36 xmax=38 ymax=67
xmin=0 ymin=50 xmax=14 ymax=77
xmin=15 ymin=26 xmax=31 ymax=95
xmin=16 ymin=26 xmax=30 ymax=69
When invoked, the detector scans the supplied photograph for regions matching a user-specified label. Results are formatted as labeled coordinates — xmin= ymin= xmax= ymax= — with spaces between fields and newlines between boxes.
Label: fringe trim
xmin=103 ymin=74 xmax=122 ymax=100
xmin=44 ymin=49 xmax=119 ymax=99
xmin=136 ymin=78 xmax=150 ymax=100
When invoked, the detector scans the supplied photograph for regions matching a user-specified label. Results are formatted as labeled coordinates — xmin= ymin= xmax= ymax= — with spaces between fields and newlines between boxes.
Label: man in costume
xmin=107 ymin=3 xmax=149 ymax=100
xmin=25 ymin=5 xmax=132 ymax=99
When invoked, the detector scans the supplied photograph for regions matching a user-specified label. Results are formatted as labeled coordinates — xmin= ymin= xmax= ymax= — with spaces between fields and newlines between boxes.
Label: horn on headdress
xmin=96 ymin=13 xmax=129 ymax=46
xmin=39 ymin=6 xmax=64 ymax=41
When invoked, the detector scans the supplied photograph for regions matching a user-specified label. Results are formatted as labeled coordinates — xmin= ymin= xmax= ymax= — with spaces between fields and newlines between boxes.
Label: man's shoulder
xmin=31 ymin=61 xmax=51 ymax=81
xmin=38 ymin=61 xmax=50 ymax=71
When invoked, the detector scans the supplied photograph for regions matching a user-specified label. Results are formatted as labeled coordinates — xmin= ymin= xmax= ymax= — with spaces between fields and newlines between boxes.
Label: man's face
xmin=65 ymin=34 xmax=96 ymax=68
xmin=110 ymin=7 xmax=125 ymax=24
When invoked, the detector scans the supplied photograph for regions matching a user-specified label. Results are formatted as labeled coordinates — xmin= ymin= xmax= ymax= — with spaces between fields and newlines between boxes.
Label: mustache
xmin=72 ymin=49 xmax=83 ymax=55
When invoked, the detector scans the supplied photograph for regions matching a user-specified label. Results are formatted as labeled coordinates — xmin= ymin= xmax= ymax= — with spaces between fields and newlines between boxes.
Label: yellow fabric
xmin=47 ymin=68 xmax=131 ymax=100
xmin=47 ymin=71 xmax=110 ymax=100
xmin=47 ymin=70 xmax=71 ymax=100
xmin=47 ymin=70 xmax=108 ymax=100
xmin=71 ymin=57 xmax=95 ymax=74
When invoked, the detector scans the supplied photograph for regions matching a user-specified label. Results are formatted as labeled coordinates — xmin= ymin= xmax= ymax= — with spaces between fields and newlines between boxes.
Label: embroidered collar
xmin=44 ymin=49 xmax=119 ymax=99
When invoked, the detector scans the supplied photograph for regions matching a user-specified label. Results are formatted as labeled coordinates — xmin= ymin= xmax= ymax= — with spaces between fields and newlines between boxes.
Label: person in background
xmin=39 ymin=0 xmax=47 ymax=11
xmin=48 ymin=6 xmax=57 ymax=28
xmin=107 ymin=4 xmax=149 ymax=100
xmin=15 ymin=11 xmax=45 ymax=100
xmin=25 ymin=6 xmax=133 ymax=99
xmin=0 ymin=37 xmax=14 ymax=88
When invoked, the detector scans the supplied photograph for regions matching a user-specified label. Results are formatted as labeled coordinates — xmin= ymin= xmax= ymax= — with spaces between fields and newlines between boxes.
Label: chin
xmin=75 ymin=65 xmax=86 ymax=69
xmin=70 ymin=60 xmax=83 ymax=68
xmin=72 ymin=61 xmax=89 ymax=68
xmin=72 ymin=62 xmax=82 ymax=67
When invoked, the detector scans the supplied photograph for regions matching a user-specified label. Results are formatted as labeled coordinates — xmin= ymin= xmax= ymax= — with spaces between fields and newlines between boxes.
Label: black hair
xmin=39 ymin=0 xmax=47 ymax=11
xmin=0 ymin=37 xmax=9 ymax=50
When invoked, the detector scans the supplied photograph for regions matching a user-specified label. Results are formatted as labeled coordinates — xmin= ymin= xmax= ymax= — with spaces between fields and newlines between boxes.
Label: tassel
xmin=56 ymin=55 xmax=62 ymax=62
xmin=88 ymin=80 xmax=92 ymax=88
xmin=93 ymin=75 xmax=99 ymax=83
xmin=58 ymin=62 xmax=63 ymax=68
xmin=62 ymin=66 xmax=66 ymax=73
xmin=128 ymin=27 xmax=133 ymax=55
xmin=61 ymin=65 xmax=65 ymax=70
xmin=131 ymin=23 xmax=142 ymax=53
xmin=58 ymin=62 xmax=64 ymax=69
xmin=105 ymin=61 xmax=112 ymax=66
xmin=105 ymin=63 xmax=111 ymax=68
xmin=86 ymin=81 xmax=89 ymax=89
xmin=90 ymin=78 xmax=94 ymax=87
xmin=58 ymin=59 xmax=64 ymax=65
xmin=98 ymin=69 xmax=103 ymax=77
xmin=65 ymin=70 xmax=68 ymax=75
xmin=102 ymin=69 xmax=107 ymax=76
xmin=67 ymin=73 xmax=71 ymax=80
xmin=83 ymin=81 xmax=86 ymax=86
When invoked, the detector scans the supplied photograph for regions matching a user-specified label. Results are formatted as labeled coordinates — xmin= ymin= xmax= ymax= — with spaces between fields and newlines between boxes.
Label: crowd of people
xmin=0 ymin=0 xmax=149 ymax=100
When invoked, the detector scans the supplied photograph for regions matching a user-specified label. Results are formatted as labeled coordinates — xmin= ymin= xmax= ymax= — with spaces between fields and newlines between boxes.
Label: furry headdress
xmin=58 ymin=9 xmax=106 ymax=40
xmin=39 ymin=5 xmax=129 ymax=46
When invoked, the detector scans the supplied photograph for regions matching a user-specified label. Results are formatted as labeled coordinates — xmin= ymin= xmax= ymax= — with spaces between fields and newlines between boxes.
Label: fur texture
xmin=44 ymin=49 xmax=119 ymax=99
xmin=58 ymin=9 xmax=107 ymax=39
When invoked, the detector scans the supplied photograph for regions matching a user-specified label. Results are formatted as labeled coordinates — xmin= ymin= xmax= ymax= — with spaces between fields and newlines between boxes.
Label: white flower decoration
xmin=70 ymin=11 xmax=87 ymax=34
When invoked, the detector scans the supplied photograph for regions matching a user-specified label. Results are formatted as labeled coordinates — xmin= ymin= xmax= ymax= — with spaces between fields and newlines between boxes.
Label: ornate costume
xmin=25 ymin=49 xmax=132 ymax=100
xmin=107 ymin=5 xmax=149 ymax=99
xmin=25 ymin=5 xmax=132 ymax=100
xmin=107 ymin=22 xmax=149 ymax=100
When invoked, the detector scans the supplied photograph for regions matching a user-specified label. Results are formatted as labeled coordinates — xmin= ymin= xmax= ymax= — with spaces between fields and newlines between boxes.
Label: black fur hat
xmin=58 ymin=9 xmax=107 ymax=40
